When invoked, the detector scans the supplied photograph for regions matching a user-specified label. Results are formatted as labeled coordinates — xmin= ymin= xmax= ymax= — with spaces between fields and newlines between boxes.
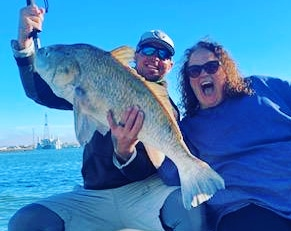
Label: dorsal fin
xmin=143 ymin=81 xmax=182 ymax=139
xmin=110 ymin=46 xmax=135 ymax=66
xmin=110 ymin=46 xmax=146 ymax=80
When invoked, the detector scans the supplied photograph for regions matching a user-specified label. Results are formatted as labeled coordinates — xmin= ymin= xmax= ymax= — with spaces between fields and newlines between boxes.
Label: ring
xmin=118 ymin=122 xmax=125 ymax=127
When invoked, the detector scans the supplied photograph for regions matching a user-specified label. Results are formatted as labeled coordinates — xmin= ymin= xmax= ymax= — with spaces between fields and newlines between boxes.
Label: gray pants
xmin=37 ymin=174 xmax=178 ymax=231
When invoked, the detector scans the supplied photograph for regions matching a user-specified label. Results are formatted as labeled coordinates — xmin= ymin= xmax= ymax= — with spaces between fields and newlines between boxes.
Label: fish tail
xmin=176 ymin=157 xmax=225 ymax=210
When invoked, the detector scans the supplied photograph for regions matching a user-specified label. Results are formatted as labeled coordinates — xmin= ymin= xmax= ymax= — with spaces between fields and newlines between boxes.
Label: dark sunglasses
xmin=138 ymin=46 xmax=171 ymax=60
xmin=186 ymin=60 xmax=221 ymax=78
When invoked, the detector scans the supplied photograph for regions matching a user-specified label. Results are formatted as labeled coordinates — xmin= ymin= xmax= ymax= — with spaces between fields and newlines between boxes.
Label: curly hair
xmin=178 ymin=40 xmax=253 ymax=117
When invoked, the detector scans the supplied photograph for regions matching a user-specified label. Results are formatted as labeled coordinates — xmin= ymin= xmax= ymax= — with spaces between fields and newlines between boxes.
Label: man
xmin=8 ymin=4 xmax=204 ymax=231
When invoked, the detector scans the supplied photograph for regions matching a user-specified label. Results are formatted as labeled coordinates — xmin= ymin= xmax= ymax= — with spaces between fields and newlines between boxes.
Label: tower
xmin=43 ymin=113 xmax=50 ymax=140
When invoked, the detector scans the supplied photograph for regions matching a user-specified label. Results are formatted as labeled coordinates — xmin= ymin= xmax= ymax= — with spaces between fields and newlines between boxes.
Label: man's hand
xmin=107 ymin=106 xmax=144 ymax=161
xmin=17 ymin=5 xmax=45 ymax=49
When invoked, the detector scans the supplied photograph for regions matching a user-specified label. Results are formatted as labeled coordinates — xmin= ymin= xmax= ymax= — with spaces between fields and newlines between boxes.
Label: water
xmin=0 ymin=148 xmax=83 ymax=231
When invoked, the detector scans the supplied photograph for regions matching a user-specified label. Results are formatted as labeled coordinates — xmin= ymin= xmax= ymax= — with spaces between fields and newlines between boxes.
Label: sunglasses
xmin=138 ymin=46 xmax=171 ymax=60
xmin=186 ymin=60 xmax=221 ymax=78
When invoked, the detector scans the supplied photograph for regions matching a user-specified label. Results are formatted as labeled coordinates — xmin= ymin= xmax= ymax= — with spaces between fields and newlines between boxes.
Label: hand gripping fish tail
xmin=34 ymin=43 xmax=225 ymax=210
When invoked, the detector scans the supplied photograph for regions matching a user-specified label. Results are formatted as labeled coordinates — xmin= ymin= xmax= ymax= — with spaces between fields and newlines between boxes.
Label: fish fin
xmin=110 ymin=46 xmax=135 ymax=67
xmin=74 ymin=99 xmax=109 ymax=146
xmin=174 ymin=153 xmax=225 ymax=209
xmin=144 ymin=81 xmax=182 ymax=139
xmin=110 ymin=46 xmax=145 ymax=80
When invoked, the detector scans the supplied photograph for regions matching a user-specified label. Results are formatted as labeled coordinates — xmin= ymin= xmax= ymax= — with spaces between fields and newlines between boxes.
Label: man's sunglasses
xmin=138 ymin=46 xmax=171 ymax=60
xmin=186 ymin=60 xmax=221 ymax=78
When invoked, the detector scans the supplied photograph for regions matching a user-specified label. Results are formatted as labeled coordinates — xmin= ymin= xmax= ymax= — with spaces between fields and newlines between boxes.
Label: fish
xmin=34 ymin=43 xmax=225 ymax=209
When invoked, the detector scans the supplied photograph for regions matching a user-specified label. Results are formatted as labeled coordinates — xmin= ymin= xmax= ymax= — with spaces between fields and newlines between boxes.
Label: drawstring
xmin=44 ymin=0 xmax=49 ymax=12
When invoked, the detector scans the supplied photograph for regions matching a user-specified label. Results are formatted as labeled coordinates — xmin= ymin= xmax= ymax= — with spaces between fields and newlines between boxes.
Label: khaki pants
xmin=37 ymin=174 xmax=178 ymax=231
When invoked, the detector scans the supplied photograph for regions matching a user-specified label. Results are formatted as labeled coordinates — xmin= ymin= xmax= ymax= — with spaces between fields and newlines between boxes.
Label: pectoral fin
xmin=74 ymin=98 xmax=109 ymax=146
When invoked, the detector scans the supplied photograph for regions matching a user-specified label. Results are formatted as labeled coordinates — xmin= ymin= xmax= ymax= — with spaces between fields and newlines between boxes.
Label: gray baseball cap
xmin=136 ymin=30 xmax=175 ymax=56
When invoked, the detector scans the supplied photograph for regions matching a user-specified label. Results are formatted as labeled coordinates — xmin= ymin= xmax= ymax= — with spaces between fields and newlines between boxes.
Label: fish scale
xmin=34 ymin=43 xmax=225 ymax=209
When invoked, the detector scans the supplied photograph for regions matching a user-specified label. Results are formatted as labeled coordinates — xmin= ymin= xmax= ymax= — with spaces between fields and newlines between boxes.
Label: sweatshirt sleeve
xmin=157 ymin=156 xmax=181 ymax=186
xmin=114 ymin=142 xmax=157 ymax=181
xmin=11 ymin=40 xmax=73 ymax=110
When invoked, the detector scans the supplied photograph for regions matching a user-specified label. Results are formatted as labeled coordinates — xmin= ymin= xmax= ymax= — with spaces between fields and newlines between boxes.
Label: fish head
xmin=34 ymin=44 xmax=81 ymax=103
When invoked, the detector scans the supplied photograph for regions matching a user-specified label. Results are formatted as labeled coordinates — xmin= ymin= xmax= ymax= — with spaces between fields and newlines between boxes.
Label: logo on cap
xmin=137 ymin=30 xmax=175 ymax=56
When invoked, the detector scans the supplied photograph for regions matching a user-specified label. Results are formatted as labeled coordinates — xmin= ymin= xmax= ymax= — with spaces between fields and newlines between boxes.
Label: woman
xmin=178 ymin=40 xmax=291 ymax=231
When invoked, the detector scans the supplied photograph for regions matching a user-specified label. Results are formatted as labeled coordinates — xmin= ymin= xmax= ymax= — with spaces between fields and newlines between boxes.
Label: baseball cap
xmin=136 ymin=30 xmax=175 ymax=56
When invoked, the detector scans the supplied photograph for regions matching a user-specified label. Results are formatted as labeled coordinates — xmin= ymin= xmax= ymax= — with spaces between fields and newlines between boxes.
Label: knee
xmin=8 ymin=203 xmax=64 ymax=231
xmin=188 ymin=204 xmax=207 ymax=231
xmin=8 ymin=203 xmax=38 ymax=230
xmin=160 ymin=189 xmax=206 ymax=231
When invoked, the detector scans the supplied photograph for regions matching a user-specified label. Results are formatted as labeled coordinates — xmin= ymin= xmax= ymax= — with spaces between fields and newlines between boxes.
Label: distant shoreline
xmin=0 ymin=146 xmax=34 ymax=153
xmin=0 ymin=144 xmax=80 ymax=153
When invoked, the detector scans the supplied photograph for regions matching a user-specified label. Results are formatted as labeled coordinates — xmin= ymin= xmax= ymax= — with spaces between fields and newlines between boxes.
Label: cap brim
xmin=137 ymin=39 xmax=175 ymax=56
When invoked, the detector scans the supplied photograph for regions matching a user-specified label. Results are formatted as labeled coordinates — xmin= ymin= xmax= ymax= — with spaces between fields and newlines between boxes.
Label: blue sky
xmin=1 ymin=0 xmax=291 ymax=147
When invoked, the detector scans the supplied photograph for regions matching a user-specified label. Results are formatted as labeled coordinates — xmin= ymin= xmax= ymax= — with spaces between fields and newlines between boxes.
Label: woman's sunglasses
xmin=186 ymin=60 xmax=221 ymax=78
xmin=138 ymin=46 xmax=171 ymax=60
